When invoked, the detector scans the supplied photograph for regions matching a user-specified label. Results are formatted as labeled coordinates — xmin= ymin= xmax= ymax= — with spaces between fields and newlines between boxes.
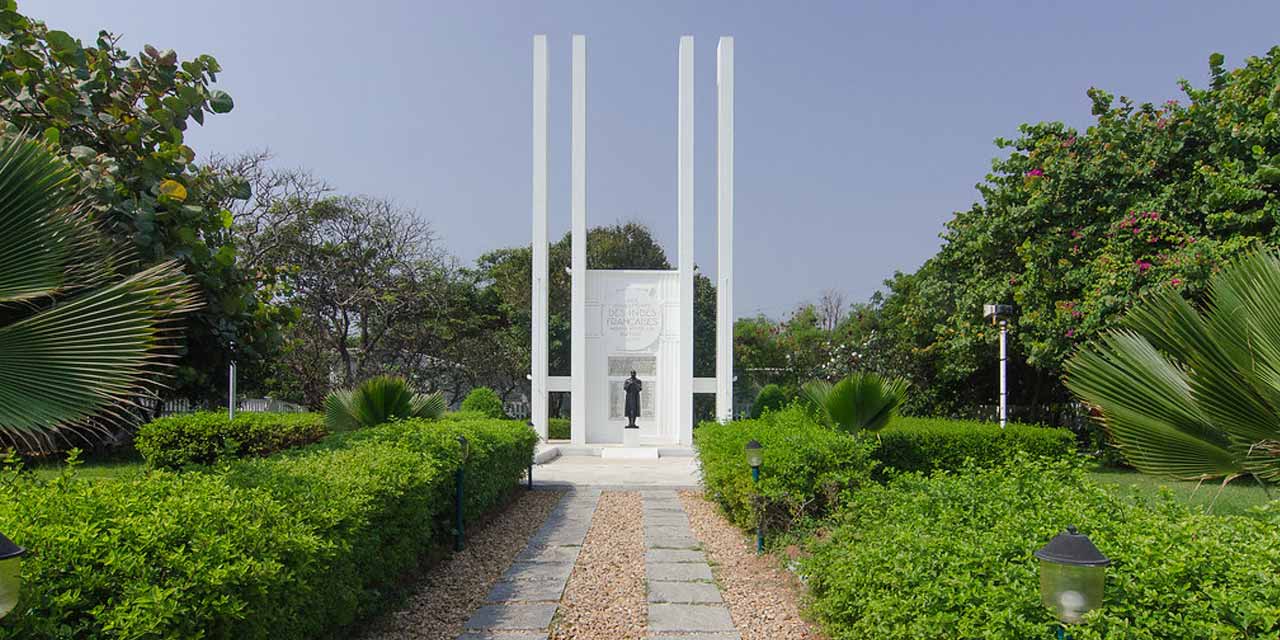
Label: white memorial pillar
xmin=570 ymin=34 xmax=588 ymax=445
xmin=530 ymin=35 xmax=549 ymax=440
xmin=677 ymin=36 xmax=694 ymax=445
xmin=716 ymin=37 xmax=734 ymax=423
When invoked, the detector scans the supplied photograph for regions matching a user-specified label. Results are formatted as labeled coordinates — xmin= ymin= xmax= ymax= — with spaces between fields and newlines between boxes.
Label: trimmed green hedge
xmin=803 ymin=456 xmax=1280 ymax=639
xmin=695 ymin=405 xmax=876 ymax=533
xmin=460 ymin=387 xmax=505 ymax=418
xmin=0 ymin=414 xmax=537 ymax=639
xmin=136 ymin=411 xmax=328 ymax=469
xmin=874 ymin=416 xmax=1075 ymax=477
xmin=548 ymin=417 xmax=569 ymax=440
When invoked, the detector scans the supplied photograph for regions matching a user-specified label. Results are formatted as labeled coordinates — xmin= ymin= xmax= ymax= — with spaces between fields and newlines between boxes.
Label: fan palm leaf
xmin=324 ymin=375 xmax=445 ymax=431
xmin=803 ymin=372 xmax=908 ymax=434
xmin=0 ymin=133 xmax=198 ymax=451
xmin=1066 ymin=250 xmax=1280 ymax=483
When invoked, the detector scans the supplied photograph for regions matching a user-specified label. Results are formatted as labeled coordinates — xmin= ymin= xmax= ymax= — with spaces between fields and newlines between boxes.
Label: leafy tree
xmin=1066 ymin=250 xmax=1280 ymax=484
xmin=0 ymin=133 xmax=197 ymax=452
xmin=0 ymin=4 xmax=285 ymax=405
xmin=875 ymin=48 xmax=1280 ymax=420
xmin=460 ymin=387 xmax=505 ymax=418
xmin=750 ymin=384 xmax=788 ymax=418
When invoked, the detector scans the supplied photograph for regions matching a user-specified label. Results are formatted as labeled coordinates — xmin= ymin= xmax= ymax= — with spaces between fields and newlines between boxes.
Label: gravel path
xmin=361 ymin=489 xmax=565 ymax=640
xmin=549 ymin=491 xmax=647 ymax=640
xmin=679 ymin=490 xmax=827 ymax=640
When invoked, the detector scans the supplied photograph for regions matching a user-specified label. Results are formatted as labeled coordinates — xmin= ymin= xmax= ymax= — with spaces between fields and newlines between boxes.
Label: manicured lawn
xmin=29 ymin=451 xmax=146 ymax=482
xmin=1087 ymin=464 xmax=1274 ymax=517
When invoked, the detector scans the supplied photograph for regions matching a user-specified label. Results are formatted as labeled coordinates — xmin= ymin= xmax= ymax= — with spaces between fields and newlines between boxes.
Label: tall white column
xmin=570 ymin=34 xmax=588 ymax=446
xmin=677 ymin=36 xmax=694 ymax=445
xmin=530 ymin=35 xmax=549 ymax=440
xmin=716 ymin=37 xmax=734 ymax=424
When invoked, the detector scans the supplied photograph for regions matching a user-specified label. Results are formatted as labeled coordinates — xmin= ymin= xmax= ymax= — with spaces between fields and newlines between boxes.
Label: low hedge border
xmin=0 ymin=414 xmax=537 ymax=639
xmin=136 ymin=411 xmax=328 ymax=469
xmin=874 ymin=416 xmax=1076 ymax=478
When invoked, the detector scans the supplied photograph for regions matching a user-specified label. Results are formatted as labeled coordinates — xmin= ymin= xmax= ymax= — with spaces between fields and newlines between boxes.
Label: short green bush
xmin=750 ymin=384 xmax=788 ymax=418
xmin=874 ymin=416 xmax=1076 ymax=478
xmin=548 ymin=417 xmax=570 ymax=440
xmin=0 ymin=416 xmax=537 ymax=639
xmin=136 ymin=411 xmax=328 ymax=469
xmin=460 ymin=387 xmax=505 ymax=418
xmin=802 ymin=456 xmax=1280 ymax=639
xmin=696 ymin=405 xmax=876 ymax=533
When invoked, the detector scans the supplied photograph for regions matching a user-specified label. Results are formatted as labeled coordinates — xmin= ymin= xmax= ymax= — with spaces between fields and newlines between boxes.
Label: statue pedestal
xmin=623 ymin=426 xmax=640 ymax=447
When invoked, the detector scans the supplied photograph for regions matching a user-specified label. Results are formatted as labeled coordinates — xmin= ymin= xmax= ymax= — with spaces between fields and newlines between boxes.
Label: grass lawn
xmin=1087 ymin=464 xmax=1274 ymax=517
xmin=28 ymin=449 xmax=147 ymax=482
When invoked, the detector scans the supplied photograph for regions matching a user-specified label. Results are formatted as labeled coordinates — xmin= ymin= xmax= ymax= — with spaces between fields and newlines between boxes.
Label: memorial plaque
xmin=608 ymin=355 xmax=657 ymax=377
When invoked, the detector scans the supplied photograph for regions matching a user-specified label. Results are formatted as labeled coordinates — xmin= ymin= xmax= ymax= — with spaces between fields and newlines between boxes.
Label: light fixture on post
xmin=744 ymin=439 xmax=763 ymax=554
xmin=0 ymin=531 xmax=25 ymax=620
xmin=1035 ymin=525 xmax=1110 ymax=637
xmin=227 ymin=340 xmax=239 ymax=420
xmin=982 ymin=304 xmax=1015 ymax=428
xmin=454 ymin=435 xmax=469 ymax=551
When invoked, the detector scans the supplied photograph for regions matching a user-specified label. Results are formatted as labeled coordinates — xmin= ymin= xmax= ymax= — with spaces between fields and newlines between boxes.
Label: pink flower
xmin=1171 ymin=278 xmax=1182 ymax=286
xmin=1137 ymin=260 xmax=1152 ymax=273
xmin=1026 ymin=168 xmax=1044 ymax=178
xmin=1066 ymin=329 xmax=1076 ymax=338
xmin=1070 ymin=229 xmax=1082 ymax=239
xmin=1147 ymin=211 xmax=1159 ymax=220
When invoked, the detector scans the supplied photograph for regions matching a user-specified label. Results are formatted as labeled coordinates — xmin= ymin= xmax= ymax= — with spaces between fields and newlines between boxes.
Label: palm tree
xmin=802 ymin=372 xmax=908 ymax=434
xmin=1065 ymin=250 xmax=1280 ymax=485
xmin=324 ymin=375 xmax=446 ymax=431
xmin=0 ymin=133 xmax=198 ymax=452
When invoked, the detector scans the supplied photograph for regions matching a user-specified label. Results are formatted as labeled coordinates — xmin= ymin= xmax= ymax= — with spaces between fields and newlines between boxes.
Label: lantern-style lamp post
xmin=0 ymin=531 xmax=25 ymax=620
xmin=982 ymin=304 xmax=1014 ymax=428
xmin=454 ymin=435 xmax=469 ymax=551
xmin=1035 ymin=525 xmax=1110 ymax=635
xmin=227 ymin=340 xmax=239 ymax=420
xmin=745 ymin=439 xmax=764 ymax=554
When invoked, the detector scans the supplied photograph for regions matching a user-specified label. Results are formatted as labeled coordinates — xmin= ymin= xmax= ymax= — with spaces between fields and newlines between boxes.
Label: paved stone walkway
xmin=642 ymin=490 xmax=739 ymax=640
xmin=457 ymin=489 xmax=740 ymax=639
xmin=460 ymin=489 xmax=601 ymax=640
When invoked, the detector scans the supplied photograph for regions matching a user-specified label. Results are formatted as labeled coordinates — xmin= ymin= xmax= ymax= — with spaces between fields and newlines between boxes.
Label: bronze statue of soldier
xmin=623 ymin=370 xmax=642 ymax=428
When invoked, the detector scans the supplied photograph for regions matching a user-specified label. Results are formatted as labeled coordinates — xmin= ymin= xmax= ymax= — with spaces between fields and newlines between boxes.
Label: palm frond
xmin=803 ymin=373 xmax=908 ymax=434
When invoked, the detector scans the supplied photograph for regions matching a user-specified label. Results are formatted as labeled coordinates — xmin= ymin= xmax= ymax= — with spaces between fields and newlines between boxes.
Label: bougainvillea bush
xmin=803 ymin=456 xmax=1280 ymax=639
xmin=0 ymin=415 xmax=536 ymax=639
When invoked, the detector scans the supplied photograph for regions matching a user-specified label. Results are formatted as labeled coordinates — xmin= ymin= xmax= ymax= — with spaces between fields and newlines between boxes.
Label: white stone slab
xmin=601 ymin=447 xmax=660 ymax=460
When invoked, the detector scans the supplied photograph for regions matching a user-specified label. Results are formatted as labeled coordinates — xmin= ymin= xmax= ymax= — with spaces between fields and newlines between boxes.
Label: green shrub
xmin=548 ymin=417 xmax=570 ymax=440
xmin=460 ymin=387 xmax=505 ymax=418
xmin=874 ymin=416 xmax=1076 ymax=477
xmin=803 ymin=372 xmax=909 ymax=433
xmin=695 ymin=405 xmax=876 ymax=533
xmin=750 ymin=384 xmax=788 ymax=418
xmin=802 ymin=456 xmax=1280 ymax=639
xmin=0 ymin=416 xmax=536 ymax=639
xmin=136 ymin=411 xmax=328 ymax=469
xmin=324 ymin=375 xmax=445 ymax=432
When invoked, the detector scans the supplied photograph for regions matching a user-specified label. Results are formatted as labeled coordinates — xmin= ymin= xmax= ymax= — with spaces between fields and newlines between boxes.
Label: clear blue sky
xmin=25 ymin=0 xmax=1280 ymax=318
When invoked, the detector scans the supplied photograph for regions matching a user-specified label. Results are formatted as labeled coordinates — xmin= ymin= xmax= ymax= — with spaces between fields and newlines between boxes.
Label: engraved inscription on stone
xmin=608 ymin=355 xmax=657 ymax=377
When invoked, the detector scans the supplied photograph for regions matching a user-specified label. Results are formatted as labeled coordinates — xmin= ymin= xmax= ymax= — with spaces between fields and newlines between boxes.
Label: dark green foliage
xmin=460 ymin=387 xmax=505 ymax=418
xmin=750 ymin=384 xmax=788 ymax=418
xmin=803 ymin=373 xmax=909 ymax=434
xmin=0 ymin=415 xmax=536 ymax=639
xmin=695 ymin=405 xmax=877 ymax=533
xmin=803 ymin=457 xmax=1280 ymax=639
xmin=874 ymin=416 xmax=1077 ymax=478
xmin=135 ymin=411 xmax=328 ymax=469
xmin=548 ymin=417 xmax=570 ymax=440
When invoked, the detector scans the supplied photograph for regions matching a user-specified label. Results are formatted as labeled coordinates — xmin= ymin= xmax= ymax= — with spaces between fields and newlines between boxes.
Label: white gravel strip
xmin=549 ymin=491 xmax=647 ymax=640
xmin=360 ymin=490 xmax=566 ymax=640
xmin=679 ymin=490 xmax=827 ymax=640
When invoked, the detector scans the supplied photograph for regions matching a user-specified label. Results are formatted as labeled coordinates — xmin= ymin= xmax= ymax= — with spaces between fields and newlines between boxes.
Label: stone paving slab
xmin=515 ymin=545 xmax=582 ymax=563
xmin=646 ymin=634 xmax=741 ymax=640
xmin=645 ymin=533 xmax=700 ymax=549
xmin=501 ymin=561 xmax=575 ymax=582
xmin=648 ymin=581 xmax=724 ymax=604
xmin=645 ymin=548 xmax=706 ymax=563
xmin=486 ymin=579 xmax=568 ymax=603
xmin=464 ymin=603 xmax=559 ymax=631
xmin=647 ymin=604 xmax=736 ymax=633
xmin=648 ymin=562 xmax=714 ymax=582
xmin=458 ymin=633 xmax=550 ymax=640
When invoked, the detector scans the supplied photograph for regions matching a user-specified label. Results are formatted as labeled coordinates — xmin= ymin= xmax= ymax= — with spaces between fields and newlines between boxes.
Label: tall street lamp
xmin=455 ymin=435 xmax=469 ymax=552
xmin=227 ymin=340 xmax=239 ymax=420
xmin=745 ymin=439 xmax=763 ymax=554
xmin=983 ymin=304 xmax=1014 ymax=428
xmin=0 ymin=531 xmax=25 ymax=620
xmin=1035 ymin=525 xmax=1110 ymax=637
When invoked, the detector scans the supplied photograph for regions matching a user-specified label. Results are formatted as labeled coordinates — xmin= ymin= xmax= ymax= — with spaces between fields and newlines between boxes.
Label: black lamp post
xmin=454 ymin=435 xmax=469 ymax=552
xmin=745 ymin=439 xmax=763 ymax=554
xmin=1035 ymin=525 xmax=1110 ymax=636
xmin=0 ymin=531 xmax=25 ymax=620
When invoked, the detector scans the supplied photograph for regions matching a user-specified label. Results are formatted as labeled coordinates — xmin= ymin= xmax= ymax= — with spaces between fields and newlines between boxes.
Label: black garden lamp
xmin=0 ymin=531 xmax=25 ymax=620
xmin=1034 ymin=525 xmax=1110 ymax=627
xmin=454 ymin=435 xmax=469 ymax=551
xmin=744 ymin=440 xmax=763 ymax=554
